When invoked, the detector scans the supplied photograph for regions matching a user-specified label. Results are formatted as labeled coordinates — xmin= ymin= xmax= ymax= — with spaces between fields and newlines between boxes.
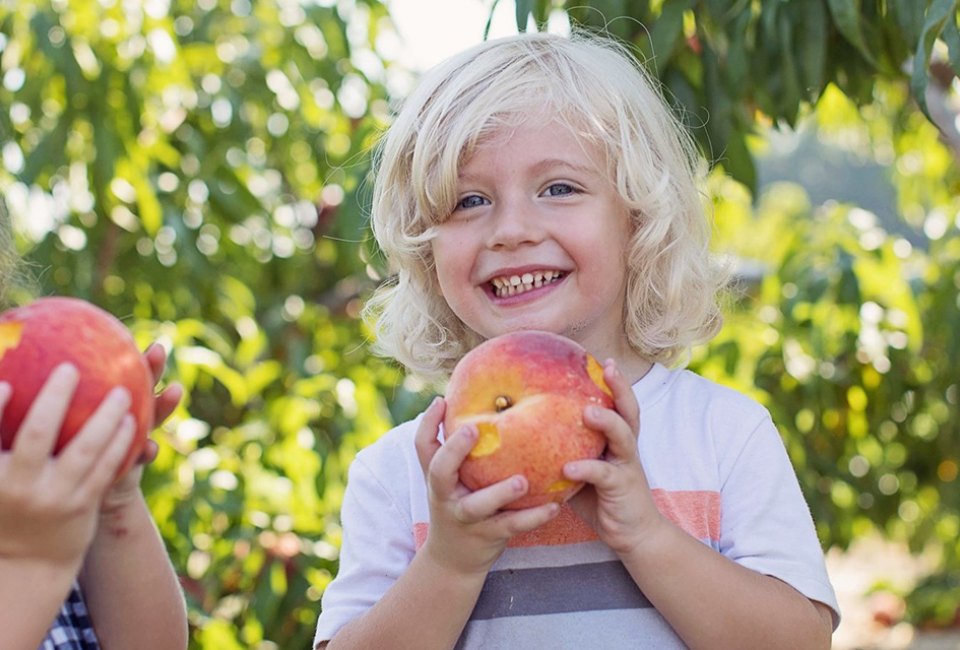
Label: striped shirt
xmin=315 ymin=363 xmax=840 ymax=648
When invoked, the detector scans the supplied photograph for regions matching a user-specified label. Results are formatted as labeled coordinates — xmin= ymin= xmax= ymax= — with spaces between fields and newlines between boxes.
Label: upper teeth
xmin=490 ymin=271 xmax=561 ymax=297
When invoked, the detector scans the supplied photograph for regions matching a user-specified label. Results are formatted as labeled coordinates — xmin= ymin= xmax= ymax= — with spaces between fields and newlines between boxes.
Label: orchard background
xmin=1 ymin=0 xmax=959 ymax=647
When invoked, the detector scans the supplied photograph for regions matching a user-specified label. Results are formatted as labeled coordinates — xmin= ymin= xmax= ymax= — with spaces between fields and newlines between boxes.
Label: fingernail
xmin=512 ymin=475 xmax=525 ymax=492
xmin=54 ymin=363 xmax=80 ymax=381
xmin=109 ymin=387 xmax=132 ymax=406
xmin=565 ymin=463 xmax=579 ymax=478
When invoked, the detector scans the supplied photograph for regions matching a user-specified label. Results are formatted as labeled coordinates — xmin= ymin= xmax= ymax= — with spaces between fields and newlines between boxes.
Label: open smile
xmin=489 ymin=270 xmax=565 ymax=298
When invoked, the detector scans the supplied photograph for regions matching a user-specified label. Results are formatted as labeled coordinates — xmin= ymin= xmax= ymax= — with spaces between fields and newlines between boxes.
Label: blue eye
xmin=544 ymin=183 xmax=575 ymax=197
xmin=457 ymin=194 xmax=488 ymax=210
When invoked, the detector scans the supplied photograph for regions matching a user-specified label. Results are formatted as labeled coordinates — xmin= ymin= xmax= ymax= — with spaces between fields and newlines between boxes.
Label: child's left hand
xmin=100 ymin=343 xmax=182 ymax=512
xmin=563 ymin=360 xmax=666 ymax=556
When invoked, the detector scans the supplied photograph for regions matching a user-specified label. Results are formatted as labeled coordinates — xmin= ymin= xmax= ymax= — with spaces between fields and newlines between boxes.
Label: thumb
xmin=414 ymin=397 xmax=445 ymax=476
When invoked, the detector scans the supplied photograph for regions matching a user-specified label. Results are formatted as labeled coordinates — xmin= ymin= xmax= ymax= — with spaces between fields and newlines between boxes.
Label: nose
xmin=486 ymin=197 xmax=544 ymax=250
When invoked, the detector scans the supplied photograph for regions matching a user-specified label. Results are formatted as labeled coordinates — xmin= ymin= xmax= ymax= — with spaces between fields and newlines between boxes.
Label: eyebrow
xmin=529 ymin=158 xmax=598 ymax=175
xmin=458 ymin=157 xmax=599 ymax=182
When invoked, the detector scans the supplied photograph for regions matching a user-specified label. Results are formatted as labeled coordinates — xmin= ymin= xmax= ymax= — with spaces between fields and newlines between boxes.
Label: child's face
xmin=431 ymin=119 xmax=634 ymax=358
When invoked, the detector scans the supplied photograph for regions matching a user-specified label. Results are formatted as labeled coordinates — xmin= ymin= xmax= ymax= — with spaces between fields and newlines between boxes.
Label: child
xmin=315 ymin=31 xmax=840 ymax=649
xmin=0 ymin=215 xmax=188 ymax=649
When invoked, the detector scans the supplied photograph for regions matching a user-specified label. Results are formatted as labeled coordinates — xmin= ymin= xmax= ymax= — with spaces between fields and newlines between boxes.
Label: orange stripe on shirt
xmin=508 ymin=504 xmax=599 ymax=547
xmin=651 ymin=489 xmax=721 ymax=543
xmin=412 ymin=489 xmax=720 ymax=550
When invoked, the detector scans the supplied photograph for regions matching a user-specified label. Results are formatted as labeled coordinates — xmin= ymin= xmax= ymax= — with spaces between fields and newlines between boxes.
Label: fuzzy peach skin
xmin=443 ymin=330 xmax=613 ymax=509
xmin=0 ymin=296 xmax=155 ymax=479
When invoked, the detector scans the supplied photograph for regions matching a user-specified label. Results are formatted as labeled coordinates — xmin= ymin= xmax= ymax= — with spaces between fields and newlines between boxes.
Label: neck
xmin=588 ymin=338 xmax=652 ymax=385
xmin=617 ymin=354 xmax=654 ymax=386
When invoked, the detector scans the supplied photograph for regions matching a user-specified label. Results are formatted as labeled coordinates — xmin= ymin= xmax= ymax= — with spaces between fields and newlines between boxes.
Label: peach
xmin=443 ymin=330 xmax=613 ymax=509
xmin=0 ymin=296 xmax=155 ymax=478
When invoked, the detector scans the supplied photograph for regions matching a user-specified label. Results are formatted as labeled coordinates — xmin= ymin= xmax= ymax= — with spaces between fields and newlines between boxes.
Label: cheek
xmin=431 ymin=239 xmax=456 ymax=283
xmin=431 ymin=242 xmax=467 ymax=304
xmin=432 ymin=228 xmax=475 ymax=275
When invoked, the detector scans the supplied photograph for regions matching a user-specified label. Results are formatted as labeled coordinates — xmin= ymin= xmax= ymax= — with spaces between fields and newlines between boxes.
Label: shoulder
xmin=637 ymin=365 xmax=782 ymax=482
xmin=643 ymin=364 xmax=771 ymax=426
xmin=345 ymin=413 xmax=426 ymax=493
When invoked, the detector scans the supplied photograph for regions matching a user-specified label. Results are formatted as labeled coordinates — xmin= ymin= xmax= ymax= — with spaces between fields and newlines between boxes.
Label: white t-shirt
xmin=314 ymin=363 xmax=841 ymax=648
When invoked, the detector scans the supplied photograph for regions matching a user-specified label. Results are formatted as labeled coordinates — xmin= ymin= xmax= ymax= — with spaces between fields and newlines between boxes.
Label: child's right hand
xmin=0 ymin=363 xmax=136 ymax=572
xmin=415 ymin=397 xmax=560 ymax=577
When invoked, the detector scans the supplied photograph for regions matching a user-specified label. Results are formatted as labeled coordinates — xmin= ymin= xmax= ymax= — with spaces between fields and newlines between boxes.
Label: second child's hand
xmin=414 ymin=397 xmax=560 ymax=577
xmin=0 ymin=364 xmax=136 ymax=571
xmin=100 ymin=343 xmax=182 ymax=513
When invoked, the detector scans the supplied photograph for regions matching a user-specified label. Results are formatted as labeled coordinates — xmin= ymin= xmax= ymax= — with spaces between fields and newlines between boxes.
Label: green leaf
xmin=889 ymin=0 xmax=927 ymax=46
xmin=796 ymin=0 xmax=828 ymax=96
xmin=207 ymin=165 xmax=267 ymax=222
xmin=825 ymin=0 xmax=878 ymax=67
xmin=647 ymin=0 xmax=692 ymax=67
xmin=128 ymin=168 xmax=163 ymax=236
xmin=910 ymin=0 xmax=959 ymax=119
xmin=91 ymin=97 xmax=124 ymax=193
xmin=515 ymin=0 xmax=533 ymax=31
xmin=722 ymin=9 xmax=752 ymax=95
xmin=776 ymin=9 xmax=802 ymax=123
xmin=218 ymin=275 xmax=257 ymax=318
xmin=244 ymin=360 xmax=284 ymax=397
xmin=484 ymin=0 xmax=503 ymax=38
xmin=941 ymin=17 xmax=960 ymax=77
xmin=705 ymin=0 xmax=738 ymax=16
xmin=718 ymin=129 xmax=756 ymax=193
xmin=527 ymin=0 xmax=553 ymax=28
xmin=180 ymin=345 xmax=249 ymax=405
xmin=19 ymin=119 xmax=70 ymax=186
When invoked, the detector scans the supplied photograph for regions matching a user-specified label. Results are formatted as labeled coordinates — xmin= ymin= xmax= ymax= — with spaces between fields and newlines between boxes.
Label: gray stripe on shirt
xmin=471 ymin=560 xmax=652 ymax=620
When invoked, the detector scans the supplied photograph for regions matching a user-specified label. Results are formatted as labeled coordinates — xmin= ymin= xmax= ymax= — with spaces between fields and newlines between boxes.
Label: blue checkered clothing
xmin=38 ymin=583 xmax=100 ymax=650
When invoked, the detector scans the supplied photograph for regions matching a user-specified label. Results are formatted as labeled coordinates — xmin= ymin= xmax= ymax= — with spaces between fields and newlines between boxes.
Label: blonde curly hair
xmin=363 ymin=30 xmax=725 ymax=384
xmin=0 ymin=202 xmax=32 ymax=309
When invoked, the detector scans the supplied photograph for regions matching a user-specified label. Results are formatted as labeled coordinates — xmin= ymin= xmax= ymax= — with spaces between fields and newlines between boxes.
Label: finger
xmin=452 ymin=474 xmax=529 ymax=522
xmin=135 ymin=438 xmax=159 ymax=465
xmin=144 ymin=343 xmax=168 ymax=385
xmin=414 ymin=397 xmax=445 ymax=476
xmin=142 ymin=438 xmax=159 ymax=463
xmin=154 ymin=382 xmax=183 ymax=425
xmin=74 ymin=414 xmax=137 ymax=497
xmin=493 ymin=501 xmax=561 ymax=536
xmin=0 ymin=381 xmax=11 ymax=423
xmin=564 ymin=457 xmax=618 ymax=491
xmin=57 ymin=387 xmax=131 ymax=479
xmin=584 ymin=404 xmax=638 ymax=462
xmin=11 ymin=363 xmax=80 ymax=462
xmin=427 ymin=424 xmax=478 ymax=496
xmin=604 ymin=359 xmax=640 ymax=435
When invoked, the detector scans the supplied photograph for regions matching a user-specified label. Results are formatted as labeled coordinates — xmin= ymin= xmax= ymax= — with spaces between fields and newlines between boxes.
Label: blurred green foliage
xmin=515 ymin=0 xmax=960 ymax=193
xmin=0 ymin=0 xmax=428 ymax=647
xmin=701 ymin=85 xmax=960 ymax=581
xmin=2 ymin=0 xmax=959 ymax=644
